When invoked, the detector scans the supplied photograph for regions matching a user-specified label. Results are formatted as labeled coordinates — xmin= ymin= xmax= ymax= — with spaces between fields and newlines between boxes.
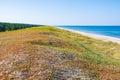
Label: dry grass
xmin=0 ymin=26 xmax=120 ymax=80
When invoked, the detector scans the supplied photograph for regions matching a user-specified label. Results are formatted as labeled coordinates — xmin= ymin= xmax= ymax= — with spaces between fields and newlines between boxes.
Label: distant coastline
xmin=56 ymin=27 xmax=120 ymax=44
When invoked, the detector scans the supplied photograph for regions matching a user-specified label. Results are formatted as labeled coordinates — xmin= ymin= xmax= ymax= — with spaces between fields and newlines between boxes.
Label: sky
xmin=0 ymin=0 xmax=120 ymax=25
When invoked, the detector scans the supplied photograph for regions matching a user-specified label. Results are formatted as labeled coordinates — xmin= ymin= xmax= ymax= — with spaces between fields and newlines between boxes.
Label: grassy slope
xmin=0 ymin=26 xmax=120 ymax=79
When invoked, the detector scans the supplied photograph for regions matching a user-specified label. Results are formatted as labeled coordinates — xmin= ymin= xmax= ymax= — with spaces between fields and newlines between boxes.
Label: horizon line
xmin=0 ymin=21 xmax=120 ymax=26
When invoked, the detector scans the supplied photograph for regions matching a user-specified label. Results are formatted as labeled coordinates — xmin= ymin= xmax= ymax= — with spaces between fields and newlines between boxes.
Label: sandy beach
xmin=57 ymin=27 xmax=120 ymax=44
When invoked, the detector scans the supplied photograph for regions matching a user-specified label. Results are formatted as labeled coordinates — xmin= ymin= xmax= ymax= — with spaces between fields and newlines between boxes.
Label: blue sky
xmin=0 ymin=0 xmax=120 ymax=25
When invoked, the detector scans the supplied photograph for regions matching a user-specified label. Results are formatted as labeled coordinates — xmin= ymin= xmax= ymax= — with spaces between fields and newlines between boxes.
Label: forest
xmin=0 ymin=22 xmax=40 ymax=32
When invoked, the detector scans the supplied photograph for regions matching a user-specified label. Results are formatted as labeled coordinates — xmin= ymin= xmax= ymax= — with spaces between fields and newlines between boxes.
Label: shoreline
xmin=56 ymin=27 xmax=120 ymax=44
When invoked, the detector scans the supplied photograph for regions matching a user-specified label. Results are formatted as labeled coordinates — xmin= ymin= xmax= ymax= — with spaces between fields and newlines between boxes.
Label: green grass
xmin=25 ymin=26 xmax=120 ymax=66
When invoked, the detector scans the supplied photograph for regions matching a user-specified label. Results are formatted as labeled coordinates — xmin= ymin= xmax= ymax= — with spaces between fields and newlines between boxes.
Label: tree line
xmin=0 ymin=22 xmax=40 ymax=32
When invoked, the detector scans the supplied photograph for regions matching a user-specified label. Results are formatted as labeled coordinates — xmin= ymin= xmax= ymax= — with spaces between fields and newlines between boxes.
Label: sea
xmin=58 ymin=26 xmax=120 ymax=38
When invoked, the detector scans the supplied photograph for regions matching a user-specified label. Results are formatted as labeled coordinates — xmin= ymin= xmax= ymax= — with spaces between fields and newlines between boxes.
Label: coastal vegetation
xmin=0 ymin=26 xmax=120 ymax=80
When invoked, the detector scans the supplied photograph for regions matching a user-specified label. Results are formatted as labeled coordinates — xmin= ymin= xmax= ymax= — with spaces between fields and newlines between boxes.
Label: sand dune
xmin=57 ymin=27 xmax=120 ymax=44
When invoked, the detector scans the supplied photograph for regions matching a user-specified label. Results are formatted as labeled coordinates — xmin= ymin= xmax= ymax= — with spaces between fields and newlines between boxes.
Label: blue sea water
xmin=58 ymin=26 xmax=120 ymax=38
